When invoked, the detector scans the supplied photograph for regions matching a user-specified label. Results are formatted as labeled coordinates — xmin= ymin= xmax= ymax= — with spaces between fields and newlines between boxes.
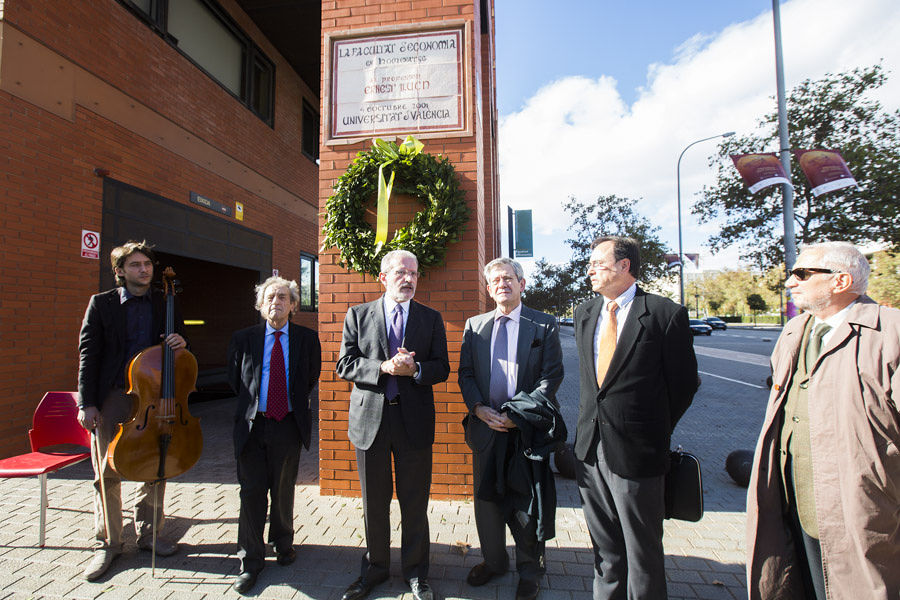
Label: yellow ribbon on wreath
xmin=374 ymin=135 xmax=425 ymax=251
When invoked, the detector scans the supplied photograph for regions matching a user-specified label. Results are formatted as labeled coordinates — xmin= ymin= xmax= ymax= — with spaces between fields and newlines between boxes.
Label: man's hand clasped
xmin=381 ymin=347 xmax=417 ymax=377
xmin=474 ymin=404 xmax=516 ymax=432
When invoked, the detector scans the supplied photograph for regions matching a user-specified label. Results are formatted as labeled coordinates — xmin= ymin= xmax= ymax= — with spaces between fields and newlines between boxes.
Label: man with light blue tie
xmin=227 ymin=276 xmax=321 ymax=595
xmin=459 ymin=258 xmax=564 ymax=600
xmin=337 ymin=250 xmax=450 ymax=600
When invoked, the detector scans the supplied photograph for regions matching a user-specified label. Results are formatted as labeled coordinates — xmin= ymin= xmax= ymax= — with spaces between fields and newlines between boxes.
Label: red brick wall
xmin=0 ymin=1 xmax=319 ymax=457
xmin=318 ymin=0 xmax=498 ymax=499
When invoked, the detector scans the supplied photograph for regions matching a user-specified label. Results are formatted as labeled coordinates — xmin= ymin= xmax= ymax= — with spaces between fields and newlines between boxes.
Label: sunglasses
xmin=789 ymin=267 xmax=837 ymax=281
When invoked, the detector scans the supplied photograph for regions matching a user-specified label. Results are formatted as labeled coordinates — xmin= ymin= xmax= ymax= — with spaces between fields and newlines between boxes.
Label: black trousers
xmin=472 ymin=434 xmax=545 ymax=583
xmin=356 ymin=401 xmax=432 ymax=582
xmin=236 ymin=413 xmax=302 ymax=574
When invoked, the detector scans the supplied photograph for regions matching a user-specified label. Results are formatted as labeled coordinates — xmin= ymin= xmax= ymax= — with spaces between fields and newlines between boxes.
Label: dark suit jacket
xmin=458 ymin=305 xmax=564 ymax=454
xmin=227 ymin=322 xmax=322 ymax=459
xmin=78 ymin=287 xmax=185 ymax=410
xmin=574 ymin=287 xmax=698 ymax=479
xmin=336 ymin=297 xmax=450 ymax=451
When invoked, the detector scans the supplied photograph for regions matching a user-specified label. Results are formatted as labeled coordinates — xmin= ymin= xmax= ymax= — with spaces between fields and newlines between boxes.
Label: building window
xmin=302 ymin=100 xmax=319 ymax=161
xmin=119 ymin=0 xmax=275 ymax=125
xmin=299 ymin=253 xmax=318 ymax=311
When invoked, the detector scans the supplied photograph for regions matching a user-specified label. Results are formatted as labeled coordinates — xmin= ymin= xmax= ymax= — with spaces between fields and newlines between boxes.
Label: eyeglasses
xmin=789 ymin=267 xmax=837 ymax=281
xmin=489 ymin=275 xmax=517 ymax=286
xmin=588 ymin=260 xmax=616 ymax=271
xmin=391 ymin=269 xmax=419 ymax=279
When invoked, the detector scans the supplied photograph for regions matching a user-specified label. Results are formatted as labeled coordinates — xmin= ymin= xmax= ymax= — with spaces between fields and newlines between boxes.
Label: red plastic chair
xmin=0 ymin=392 xmax=91 ymax=547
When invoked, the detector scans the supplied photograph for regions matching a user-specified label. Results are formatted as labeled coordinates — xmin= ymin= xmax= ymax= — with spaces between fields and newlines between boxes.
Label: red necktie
xmin=267 ymin=331 xmax=289 ymax=421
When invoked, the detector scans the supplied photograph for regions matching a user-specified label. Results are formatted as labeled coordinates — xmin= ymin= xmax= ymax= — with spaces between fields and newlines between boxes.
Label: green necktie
xmin=805 ymin=323 xmax=832 ymax=368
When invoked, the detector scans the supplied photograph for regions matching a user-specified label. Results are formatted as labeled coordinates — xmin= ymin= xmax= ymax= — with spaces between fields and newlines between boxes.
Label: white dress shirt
xmin=814 ymin=298 xmax=856 ymax=347
xmin=593 ymin=283 xmax=637 ymax=370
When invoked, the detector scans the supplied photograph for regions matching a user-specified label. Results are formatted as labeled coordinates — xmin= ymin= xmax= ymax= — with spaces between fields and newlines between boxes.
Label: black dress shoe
xmin=409 ymin=577 xmax=434 ymax=600
xmin=341 ymin=574 xmax=388 ymax=600
xmin=466 ymin=562 xmax=504 ymax=587
xmin=233 ymin=571 xmax=259 ymax=595
xmin=276 ymin=547 xmax=296 ymax=566
xmin=515 ymin=578 xmax=540 ymax=600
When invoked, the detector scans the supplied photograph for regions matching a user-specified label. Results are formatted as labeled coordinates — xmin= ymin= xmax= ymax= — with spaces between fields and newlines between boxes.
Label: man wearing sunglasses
xmin=746 ymin=242 xmax=900 ymax=600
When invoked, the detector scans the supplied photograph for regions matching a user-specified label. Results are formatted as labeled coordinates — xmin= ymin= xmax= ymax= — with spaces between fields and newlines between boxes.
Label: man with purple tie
xmin=337 ymin=250 xmax=450 ymax=600
xmin=459 ymin=258 xmax=564 ymax=600
xmin=227 ymin=276 xmax=321 ymax=595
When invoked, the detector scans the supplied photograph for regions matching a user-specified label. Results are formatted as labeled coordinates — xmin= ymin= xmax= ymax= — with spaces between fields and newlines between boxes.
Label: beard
xmin=793 ymin=289 xmax=831 ymax=314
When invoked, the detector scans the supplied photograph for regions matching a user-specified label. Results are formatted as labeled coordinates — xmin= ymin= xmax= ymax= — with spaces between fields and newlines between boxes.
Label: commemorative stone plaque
xmin=329 ymin=28 xmax=465 ymax=139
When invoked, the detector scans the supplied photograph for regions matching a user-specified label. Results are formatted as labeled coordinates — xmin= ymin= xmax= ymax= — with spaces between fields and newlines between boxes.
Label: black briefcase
xmin=664 ymin=446 xmax=703 ymax=522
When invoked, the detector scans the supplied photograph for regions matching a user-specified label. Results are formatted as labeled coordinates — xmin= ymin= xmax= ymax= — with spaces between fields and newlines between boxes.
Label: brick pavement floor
xmin=0 ymin=327 xmax=766 ymax=599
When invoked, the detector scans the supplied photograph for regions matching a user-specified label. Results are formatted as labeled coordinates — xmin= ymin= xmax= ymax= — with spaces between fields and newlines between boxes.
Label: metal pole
xmin=676 ymin=131 xmax=735 ymax=305
xmin=773 ymin=0 xmax=798 ymax=315
xmin=507 ymin=206 xmax=514 ymax=258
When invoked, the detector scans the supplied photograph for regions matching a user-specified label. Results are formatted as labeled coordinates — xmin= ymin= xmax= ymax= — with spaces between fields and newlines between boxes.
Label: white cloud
xmin=499 ymin=0 xmax=900 ymax=272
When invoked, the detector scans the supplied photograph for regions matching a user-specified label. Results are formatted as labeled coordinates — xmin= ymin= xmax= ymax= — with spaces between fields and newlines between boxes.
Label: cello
xmin=108 ymin=267 xmax=202 ymax=484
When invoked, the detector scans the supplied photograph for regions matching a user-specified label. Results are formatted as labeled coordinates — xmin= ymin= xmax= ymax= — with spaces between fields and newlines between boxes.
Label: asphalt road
xmin=691 ymin=327 xmax=778 ymax=391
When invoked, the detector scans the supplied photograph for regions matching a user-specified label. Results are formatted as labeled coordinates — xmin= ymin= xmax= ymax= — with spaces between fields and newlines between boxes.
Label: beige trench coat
xmin=746 ymin=296 xmax=900 ymax=599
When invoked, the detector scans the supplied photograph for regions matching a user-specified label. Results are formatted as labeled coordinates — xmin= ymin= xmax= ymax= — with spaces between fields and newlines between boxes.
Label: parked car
xmin=704 ymin=316 xmax=728 ymax=330
xmin=688 ymin=319 xmax=713 ymax=336
xmin=559 ymin=317 xmax=574 ymax=326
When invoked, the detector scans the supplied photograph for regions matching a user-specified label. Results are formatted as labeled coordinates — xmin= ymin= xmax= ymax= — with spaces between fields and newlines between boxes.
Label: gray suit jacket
xmin=458 ymin=305 xmax=564 ymax=454
xmin=336 ymin=296 xmax=450 ymax=451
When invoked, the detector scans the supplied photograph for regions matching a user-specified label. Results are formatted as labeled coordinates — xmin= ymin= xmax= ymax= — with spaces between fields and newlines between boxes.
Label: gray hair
xmin=254 ymin=276 xmax=301 ymax=313
xmin=483 ymin=257 xmax=524 ymax=282
xmin=801 ymin=242 xmax=870 ymax=294
xmin=380 ymin=250 xmax=418 ymax=274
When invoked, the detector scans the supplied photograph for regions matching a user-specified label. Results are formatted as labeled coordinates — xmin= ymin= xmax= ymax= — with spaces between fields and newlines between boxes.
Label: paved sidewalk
xmin=0 ymin=329 xmax=764 ymax=599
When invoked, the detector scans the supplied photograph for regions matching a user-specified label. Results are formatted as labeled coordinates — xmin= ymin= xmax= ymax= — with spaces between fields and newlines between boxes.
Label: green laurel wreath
xmin=322 ymin=137 xmax=469 ymax=279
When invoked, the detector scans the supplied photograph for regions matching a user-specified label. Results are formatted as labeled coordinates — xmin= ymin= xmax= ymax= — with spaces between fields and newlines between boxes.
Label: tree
xmin=868 ymin=249 xmax=900 ymax=307
xmin=747 ymin=293 xmax=768 ymax=325
xmin=693 ymin=64 xmax=900 ymax=270
xmin=522 ymin=258 xmax=578 ymax=316
xmin=564 ymin=194 xmax=673 ymax=299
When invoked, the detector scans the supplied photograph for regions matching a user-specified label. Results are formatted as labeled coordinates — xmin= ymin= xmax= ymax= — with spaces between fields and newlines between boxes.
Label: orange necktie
xmin=596 ymin=301 xmax=618 ymax=387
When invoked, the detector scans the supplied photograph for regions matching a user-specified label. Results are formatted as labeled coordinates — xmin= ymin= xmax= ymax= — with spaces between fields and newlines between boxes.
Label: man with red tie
xmin=227 ymin=276 xmax=321 ymax=595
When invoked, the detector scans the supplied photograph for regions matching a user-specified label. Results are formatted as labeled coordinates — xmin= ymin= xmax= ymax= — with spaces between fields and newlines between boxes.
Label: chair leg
xmin=39 ymin=473 xmax=47 ymax=548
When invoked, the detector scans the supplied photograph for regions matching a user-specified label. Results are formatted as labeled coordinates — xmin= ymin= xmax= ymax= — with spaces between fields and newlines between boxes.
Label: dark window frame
xmin=118 ymin=0 xmax=276 ymax=126
xmin=299 ymin=252 xmax=318 ymax=312
xmin=301 ymin=99 xmax=320 ymax=161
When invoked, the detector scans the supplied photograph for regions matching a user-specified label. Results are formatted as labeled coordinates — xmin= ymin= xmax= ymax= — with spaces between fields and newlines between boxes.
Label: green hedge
xmin=717 ymin=315 xmax=783 ymax=324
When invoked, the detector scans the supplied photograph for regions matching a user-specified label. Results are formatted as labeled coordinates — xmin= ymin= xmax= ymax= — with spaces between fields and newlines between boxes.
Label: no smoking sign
xmin=81 ymin=230 xmax=100 ymax=259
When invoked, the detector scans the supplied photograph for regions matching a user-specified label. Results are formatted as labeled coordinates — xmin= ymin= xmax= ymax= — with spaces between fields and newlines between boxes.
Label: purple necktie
xmin=386 ymin=304 xmax=403 ymax=400
xmin=489 ymin=316 xmax=510 ymax=409
xmin=266 ymin=331 xmax=289 ymax=421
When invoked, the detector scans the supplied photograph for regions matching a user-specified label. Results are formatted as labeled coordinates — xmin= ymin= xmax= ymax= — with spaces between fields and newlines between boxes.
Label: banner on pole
xmin=793 ymin=149 xmax=857 ymax=197
xmin=513 ymin=210 xmax=533 ymax=258
xmin=730 ymin=153 xmax=791 ymax=193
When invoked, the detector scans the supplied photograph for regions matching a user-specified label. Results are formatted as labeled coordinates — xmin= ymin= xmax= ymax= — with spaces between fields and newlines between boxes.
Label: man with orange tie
xmin=227 ymin=276 xmax=321 ymax=595
xmin=573 ymin=236 xmax=697 ymax=599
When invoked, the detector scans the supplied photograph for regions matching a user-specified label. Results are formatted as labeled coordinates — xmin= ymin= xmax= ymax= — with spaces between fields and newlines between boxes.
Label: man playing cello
xmin=77 ymin=240 xmax=186 ymax=581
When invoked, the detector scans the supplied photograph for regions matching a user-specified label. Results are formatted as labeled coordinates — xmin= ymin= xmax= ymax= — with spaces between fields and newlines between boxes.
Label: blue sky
xmin=496 ymin=1 xmax=769 ymax=112
xmin=493 ymin=0 xmax=900 ymax=277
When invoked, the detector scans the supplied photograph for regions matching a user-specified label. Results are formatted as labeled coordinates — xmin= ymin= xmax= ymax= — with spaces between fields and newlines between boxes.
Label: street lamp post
xmin=676 ymin=131 xmax=735 ymax=306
